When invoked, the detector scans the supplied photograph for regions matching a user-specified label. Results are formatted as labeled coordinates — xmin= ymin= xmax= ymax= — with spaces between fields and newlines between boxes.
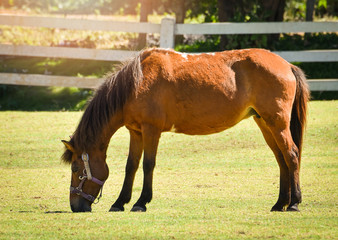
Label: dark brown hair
xmin=62 ymin=53 xmax=143 ymax=163
xmin=290 ymin=64 xmax=310 ymax=165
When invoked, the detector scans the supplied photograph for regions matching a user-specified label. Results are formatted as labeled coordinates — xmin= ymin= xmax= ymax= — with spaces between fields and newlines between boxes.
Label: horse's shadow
xmin=44 ymin=210 xmax=71 ymax=214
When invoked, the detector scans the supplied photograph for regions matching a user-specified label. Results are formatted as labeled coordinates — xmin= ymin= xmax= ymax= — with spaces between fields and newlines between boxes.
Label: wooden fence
xmin=0 ymin=15 xmax=337 ymax=91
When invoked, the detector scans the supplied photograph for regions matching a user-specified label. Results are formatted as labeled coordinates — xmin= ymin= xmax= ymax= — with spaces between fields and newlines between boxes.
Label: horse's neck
xmin=101 ymin=110 xmax=124 ymax=146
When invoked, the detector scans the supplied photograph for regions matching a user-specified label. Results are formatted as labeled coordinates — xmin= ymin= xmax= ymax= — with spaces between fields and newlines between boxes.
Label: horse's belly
xmin=170 ymin=123 xmax=231 ymax=135
xmin=167 ymin=107 xmax=252 ymax=135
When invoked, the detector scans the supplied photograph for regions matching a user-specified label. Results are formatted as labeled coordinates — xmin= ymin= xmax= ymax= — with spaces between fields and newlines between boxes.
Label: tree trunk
xmin=306 ymin=0 xmax=316 ymax=21
xmin=138 ymin=0 xmax=152 ymax=49
xmin=261 ymin=0 xmax=286 ymax=21
xmin=175 ymin=1 xmax=186 ymax=45
xmin=261 ymin=0 xmax=286 ymax=46
xmin=218 ymin=0 xmax=286 ymax=50
xmin=218 ymin=0 xmax=236 ymax=22
xmin=218 ymin=0 xmax=238 ymax=50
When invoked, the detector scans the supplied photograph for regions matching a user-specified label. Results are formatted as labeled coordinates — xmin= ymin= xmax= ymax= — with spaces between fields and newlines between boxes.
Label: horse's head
xmin=62 ymin=140 xmax=109 ymax=212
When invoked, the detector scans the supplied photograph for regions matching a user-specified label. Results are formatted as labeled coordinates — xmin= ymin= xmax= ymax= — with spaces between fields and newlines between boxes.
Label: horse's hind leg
xmin=254 ymin=117 xmax=291 ymax=211
xmin=258 ymin=114 xmax=302 ymax=212
xmin=110 ymin=130 xmax=143 ymax=212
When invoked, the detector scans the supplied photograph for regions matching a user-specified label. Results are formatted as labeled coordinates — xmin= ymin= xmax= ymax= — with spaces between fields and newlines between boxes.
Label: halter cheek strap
xmin=70 ymin=153 xmax=105 ymax=203
xmin=81 ymin=153 xmax=92 ymax=180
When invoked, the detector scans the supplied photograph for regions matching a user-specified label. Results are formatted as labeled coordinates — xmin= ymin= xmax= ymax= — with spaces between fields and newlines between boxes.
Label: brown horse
xmin=61 ymin=48 xmax=309 ymax=212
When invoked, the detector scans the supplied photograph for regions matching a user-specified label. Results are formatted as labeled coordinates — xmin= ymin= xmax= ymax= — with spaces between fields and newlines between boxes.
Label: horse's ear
xmin=62 ymin=140 xmax=75 ymax=153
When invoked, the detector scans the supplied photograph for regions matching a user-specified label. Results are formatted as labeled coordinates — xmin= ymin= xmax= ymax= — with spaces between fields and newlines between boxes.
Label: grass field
xmin=0 ymin=101 xmax=337 ymax=239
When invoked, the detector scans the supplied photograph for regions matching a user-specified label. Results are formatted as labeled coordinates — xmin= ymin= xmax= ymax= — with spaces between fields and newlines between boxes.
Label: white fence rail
xmin=1 ymin=44 xmax=336 ymax=63
xmin=0 ymin=73 xmax=104 ymax=89
xmin=0 ymin=14 xmax=337 ymax=91
xmin=0 ymin=44 xmax=138 ymax=61
xmin=175 ymin=21 xmax=338 ymax=35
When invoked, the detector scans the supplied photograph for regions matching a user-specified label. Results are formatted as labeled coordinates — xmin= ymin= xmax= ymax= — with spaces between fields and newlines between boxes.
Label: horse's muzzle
xmin=70 ymin=196 xmax=92 ymax=212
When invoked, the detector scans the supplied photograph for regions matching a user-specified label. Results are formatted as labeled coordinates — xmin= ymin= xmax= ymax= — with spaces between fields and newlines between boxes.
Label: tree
xmin=262 ymin=0 xmax=286 ymax=22
xmin=137 ymin=0 xmax=194 ymax=47
xmin=217 ymin=0 xmax=287 ymax=50
xmin=218 ymin=0 xmax=237 ymax=22
xmin=138 ymin=0 xmax=153 ymax=48
xmin=306 ymin=0 xmax=316 ymax=21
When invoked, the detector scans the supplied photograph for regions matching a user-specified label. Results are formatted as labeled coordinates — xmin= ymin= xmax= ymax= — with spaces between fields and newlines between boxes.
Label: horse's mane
xmin=62 ymin=52 xmax=143 ymax=163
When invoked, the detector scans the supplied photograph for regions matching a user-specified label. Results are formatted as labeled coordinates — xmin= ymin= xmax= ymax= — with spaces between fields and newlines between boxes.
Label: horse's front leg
xmin=131 ymin=124 xmax=161 ymax=212
xmin=110 ymin=130 xmax=143 ymax=211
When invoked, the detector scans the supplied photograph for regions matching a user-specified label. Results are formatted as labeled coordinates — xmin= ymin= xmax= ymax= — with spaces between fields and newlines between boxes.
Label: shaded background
xmin=0 ymin=0 xmax=337 ymax=110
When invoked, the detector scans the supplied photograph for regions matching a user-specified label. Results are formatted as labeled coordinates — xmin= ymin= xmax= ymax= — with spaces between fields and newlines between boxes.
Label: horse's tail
xmin=290 ymin=64 xmax=310 ymax=164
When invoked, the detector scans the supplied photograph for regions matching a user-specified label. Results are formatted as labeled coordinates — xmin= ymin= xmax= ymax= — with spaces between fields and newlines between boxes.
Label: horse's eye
xmin=71 ymin=162 xmax=79 ymax=173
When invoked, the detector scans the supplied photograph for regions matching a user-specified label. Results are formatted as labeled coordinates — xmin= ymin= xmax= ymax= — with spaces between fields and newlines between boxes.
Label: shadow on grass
xmin=18 ymin=210 xmax=72 ymax=214
xmin=16 ymin=210 xmax=71 ymax=213
xmin=0 ymin=56 xmax=118 ymax=111
xmin=0 ymin=85 xmax=93 ymax=111
xmin=45 ymin=211 xmax=71 ymax=214
xmin=311 ymin=91 xmax=338 ymax=100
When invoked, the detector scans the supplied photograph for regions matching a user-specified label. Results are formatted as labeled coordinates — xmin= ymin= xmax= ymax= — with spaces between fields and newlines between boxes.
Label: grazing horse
xmin=61 ymin=48 xmax=309 ymax=212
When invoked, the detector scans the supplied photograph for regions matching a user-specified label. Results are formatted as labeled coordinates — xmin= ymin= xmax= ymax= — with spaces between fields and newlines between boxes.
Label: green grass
xmin=0 ymin=101 xmax=337 ymax=239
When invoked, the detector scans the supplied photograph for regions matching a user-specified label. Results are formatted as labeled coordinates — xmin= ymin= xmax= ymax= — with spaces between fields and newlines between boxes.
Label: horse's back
xmin=123 ymin=48 xmax=296 ymax=135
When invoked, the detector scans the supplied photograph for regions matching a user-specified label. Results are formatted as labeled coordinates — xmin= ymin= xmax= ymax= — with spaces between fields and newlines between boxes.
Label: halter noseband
xmin=70 ymin=153 xmax=105 ymax=203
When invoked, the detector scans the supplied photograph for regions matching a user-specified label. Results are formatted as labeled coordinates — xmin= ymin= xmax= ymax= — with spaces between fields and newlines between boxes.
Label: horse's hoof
xmin=109 ymin=206 xmax=124 ymax=212
xmin=271 ymin=205 xmax=285 ymax=212
xmin=131 ymin=206 xmax=146 ymax=212
xmin=287 ymin=204 xmax=300 ymax=212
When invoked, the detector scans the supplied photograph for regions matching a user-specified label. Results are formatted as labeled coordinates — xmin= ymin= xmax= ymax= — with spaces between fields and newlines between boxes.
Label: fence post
xmin=160 ymin=17 xmax=176 ymax=49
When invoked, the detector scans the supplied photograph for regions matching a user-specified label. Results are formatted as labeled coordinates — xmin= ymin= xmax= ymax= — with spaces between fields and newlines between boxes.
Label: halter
xmin=70 ymin=153 xmax=105 ymax=203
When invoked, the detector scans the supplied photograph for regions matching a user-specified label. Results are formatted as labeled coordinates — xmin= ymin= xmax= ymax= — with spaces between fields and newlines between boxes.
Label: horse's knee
xmin=285 ymin=145 xmax=300 ymax=171
xmin=143 ymin=160 xmax=156 ymax=173
xmin=126 ymin=159 xmax=139 ymax=174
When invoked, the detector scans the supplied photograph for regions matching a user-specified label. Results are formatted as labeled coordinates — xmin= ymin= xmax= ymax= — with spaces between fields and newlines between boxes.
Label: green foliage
xmin=0 ymin=57 xmax=117 ymax=110
xmin=275 ymin=33 xmax=338 ymax=50
xmin=224 ymin=34 xmax=269 ymax=50
xmin=185 ymin=0 xmax=218 ymax=23
xmin=0 ymin=57 xmax=115 ymax=77
xmin=177 ymin=32 xmax=338 ymax=52
xmin=176 ymin=36 xmax=220 ymax=52
xmin=316 ymin=0 xmax=338 ymax=18
xmin=274 ymin=33 xmax=338 ymax=83
xmin=285 ymin=0 xmax=306 ymax=21
xmin=283 ymin=0 xmax=338 ymax=20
